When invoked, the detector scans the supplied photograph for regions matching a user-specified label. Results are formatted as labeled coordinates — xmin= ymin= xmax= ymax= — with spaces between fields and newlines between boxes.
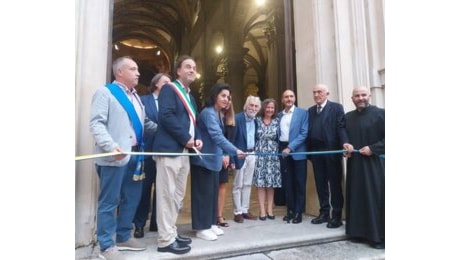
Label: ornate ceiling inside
xmin=112 ymin=0 xmax=282 ymax=95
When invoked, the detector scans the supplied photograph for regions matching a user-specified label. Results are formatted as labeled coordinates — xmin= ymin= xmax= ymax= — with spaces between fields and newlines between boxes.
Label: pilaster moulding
xmin=75 ymin=0 xmax=112 ymax=247
xmin=350 ymin=0 xmax=371 ymax=88
xmin=333 ymin=0 xmax=354 ymax=110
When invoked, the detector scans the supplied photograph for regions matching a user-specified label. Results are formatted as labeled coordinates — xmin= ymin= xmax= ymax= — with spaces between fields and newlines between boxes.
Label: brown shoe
xmin=234 ymin=214 xmax=244 ymax=223
xmin=242 ymin=212 xmax=257 ymax=220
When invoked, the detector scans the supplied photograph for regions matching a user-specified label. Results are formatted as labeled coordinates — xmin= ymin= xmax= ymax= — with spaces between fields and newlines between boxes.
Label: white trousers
xmin=232 ymin=153 xmax=256 ymax=215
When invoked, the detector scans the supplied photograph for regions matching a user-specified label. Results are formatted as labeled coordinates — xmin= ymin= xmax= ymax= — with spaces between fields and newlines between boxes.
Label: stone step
xmin=219 ymin=240 xmax=385 ymax=260
xmin=76 ymin=215 xmax=356 ymax=260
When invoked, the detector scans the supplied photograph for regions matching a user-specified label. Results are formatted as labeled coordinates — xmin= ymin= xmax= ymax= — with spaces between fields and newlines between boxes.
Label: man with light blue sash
xmin=89 ymin=56 xmax=157 ymax=260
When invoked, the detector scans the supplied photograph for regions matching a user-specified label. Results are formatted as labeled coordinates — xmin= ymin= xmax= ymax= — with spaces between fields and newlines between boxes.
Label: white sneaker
xmin=99 ymin=246 xmax=126 ymax=260
xmin=196 ymin=229 xmax=218 ymax=241
xmin=116 ymin=238 xmax=146 ymax=251
xmin=211 ymin=225 xmax=224 ymax=236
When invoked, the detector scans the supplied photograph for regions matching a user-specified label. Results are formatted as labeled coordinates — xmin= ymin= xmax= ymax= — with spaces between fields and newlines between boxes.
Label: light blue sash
xmin=106 ymin=83 xmax=144 ymax=180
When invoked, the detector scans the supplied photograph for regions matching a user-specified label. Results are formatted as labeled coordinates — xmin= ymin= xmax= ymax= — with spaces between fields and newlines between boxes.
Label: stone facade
xmin=75 ymin=0 xmax=384 ymax=247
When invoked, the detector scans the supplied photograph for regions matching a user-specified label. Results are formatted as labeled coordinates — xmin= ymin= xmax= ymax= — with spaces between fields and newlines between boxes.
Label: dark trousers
xmin=133 ymin=157 xmax=157 ymax=230
xmin=274 ymin=189 xmax=286 ymax=205
xmin=279 ymin=142 xmax=307 ymax=214
xmin=191 ymin=165 xmax=219 ymax=230
xmin=310 ymin=153 xmax=344 ymax=218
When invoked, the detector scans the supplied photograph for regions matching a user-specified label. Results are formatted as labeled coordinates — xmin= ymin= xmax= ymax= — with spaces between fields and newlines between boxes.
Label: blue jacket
xmin=152 ymin=82 xmax=201 ymax=153
xmin=140 ymin=94 xmax=159 ymax=152
xmin=190 ymin=107 xmax=238 ymax=172
xmin=277 ymin=106 xmax=309 ymax=160
xmin=231 ymin=112 xmax=258 ymax=169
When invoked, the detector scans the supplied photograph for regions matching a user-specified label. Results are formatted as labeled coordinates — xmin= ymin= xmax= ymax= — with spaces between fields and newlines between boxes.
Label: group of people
xmin=89 ymin=55 xmax=385 ymax=260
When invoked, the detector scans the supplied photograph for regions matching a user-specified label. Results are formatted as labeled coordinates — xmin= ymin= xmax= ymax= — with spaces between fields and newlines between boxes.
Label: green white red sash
xmin=169 ymin=81 xmax=196 ymax=125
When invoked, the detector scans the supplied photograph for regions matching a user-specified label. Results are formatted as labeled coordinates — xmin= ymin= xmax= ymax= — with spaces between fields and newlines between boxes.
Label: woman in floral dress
xmin=253 ymin=98 xmax=281 ymax=220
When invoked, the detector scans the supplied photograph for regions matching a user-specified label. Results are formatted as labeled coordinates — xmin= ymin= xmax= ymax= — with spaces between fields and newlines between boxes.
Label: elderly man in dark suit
xmin=307 ymin=84 xmax=349 ymax=228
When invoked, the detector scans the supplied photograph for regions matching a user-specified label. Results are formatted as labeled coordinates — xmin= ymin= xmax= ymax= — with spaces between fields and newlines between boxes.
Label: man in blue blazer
xmin=231 ymin=96 xmax=261 ymax=223
xmin=278 ymin=89 xmax=309 ymax=224
xmin=133 ymin=73 xmax=171 ymax=238
xmin=307 ymin=84 xmax=349 ymax=228
xmin=152 ymin=55 xmax=202 ymax=255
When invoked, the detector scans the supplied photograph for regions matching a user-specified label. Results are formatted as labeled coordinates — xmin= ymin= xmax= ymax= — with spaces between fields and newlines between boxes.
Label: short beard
xmin=246 ymin=110 xmax=257 ymax=118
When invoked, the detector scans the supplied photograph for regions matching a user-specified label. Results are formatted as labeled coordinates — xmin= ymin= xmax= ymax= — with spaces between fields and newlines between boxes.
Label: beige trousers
xmin=155 ymin=150 xmax=190 ymax=247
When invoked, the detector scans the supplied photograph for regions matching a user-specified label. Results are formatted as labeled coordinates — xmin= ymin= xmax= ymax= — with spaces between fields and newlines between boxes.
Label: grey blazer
xmin=89 ymin=85 xmax=157 ymax=167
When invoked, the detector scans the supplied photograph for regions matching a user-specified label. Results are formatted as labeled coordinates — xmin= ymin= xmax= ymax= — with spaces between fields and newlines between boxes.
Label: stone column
xmin=293 ymin=0 xmax=340 ymax=108
xmin=334 ymin=0 xmax=382 ymax=111
xmin=350 ymin=0 xmax=371 ymax=89
xmin=265 ymin=14 xmax=279 ymax=102
xmin=226 ymin=47 xmax=248 ymax=112
xmin=75 ymin=0 xmax=112 ymax=247
xmin=366 ymin=0 xmax=385 ymax=108
xmin=263 ymin=4 xmax=287 ymax=104
xmin=292 ymin=0 xmax=317 ymax=109
xmin=281 ymin=0 xmax=292 ymax=103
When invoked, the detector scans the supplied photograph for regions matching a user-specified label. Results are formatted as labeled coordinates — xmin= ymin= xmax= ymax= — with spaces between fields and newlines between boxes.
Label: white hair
xmin=243 ymin=95 xmax=261 ymax=110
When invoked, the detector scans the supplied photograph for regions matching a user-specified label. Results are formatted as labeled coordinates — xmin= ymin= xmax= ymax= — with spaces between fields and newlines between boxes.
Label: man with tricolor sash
xmin=152 ymin=55 xmax=203 ymax=255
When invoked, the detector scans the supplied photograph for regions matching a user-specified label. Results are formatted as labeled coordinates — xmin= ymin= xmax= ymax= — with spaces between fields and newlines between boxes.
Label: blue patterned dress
xmin=253 ymin=117 xmax=281 ymax=188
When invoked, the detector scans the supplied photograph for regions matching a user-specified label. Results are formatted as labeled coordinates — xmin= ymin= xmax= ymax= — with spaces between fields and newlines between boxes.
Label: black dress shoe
xmin=349 ymin=237 xmax=366 ymax=244
xmin=283 ymin=211 xmax=294 ymax=222
xmin=292 ymin=213 xmax=302 ymax=224
xmin=157 ymin=241 xmax=191 ymax=254
xmin=311 ymin=213 xmax=330 ymax=224
xmin=327 ymin=218 xmax=343 ymax=228
xmin=267 ymin=215 xmax=275 ymax=220
xmin=176 ymin=235 xmax=192 ymax=245
xmin=259 ymin=215 xmax=267 ymax=221
xmin=149 ymin=224 xmax=158 ymax=232
xmin=133 ymin=227 xmax=144 ymax=238
xmin=369 ymin=241 xmax=385 ymax=249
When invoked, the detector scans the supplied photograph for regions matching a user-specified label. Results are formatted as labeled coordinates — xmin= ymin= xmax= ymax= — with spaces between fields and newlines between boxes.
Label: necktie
xmin=317 ymin=105 xmax=322 ymax=114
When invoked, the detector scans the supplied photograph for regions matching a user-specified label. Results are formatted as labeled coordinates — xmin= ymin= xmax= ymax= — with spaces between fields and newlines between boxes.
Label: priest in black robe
xmin=343 ymin=86 xmax=385 ymax=249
